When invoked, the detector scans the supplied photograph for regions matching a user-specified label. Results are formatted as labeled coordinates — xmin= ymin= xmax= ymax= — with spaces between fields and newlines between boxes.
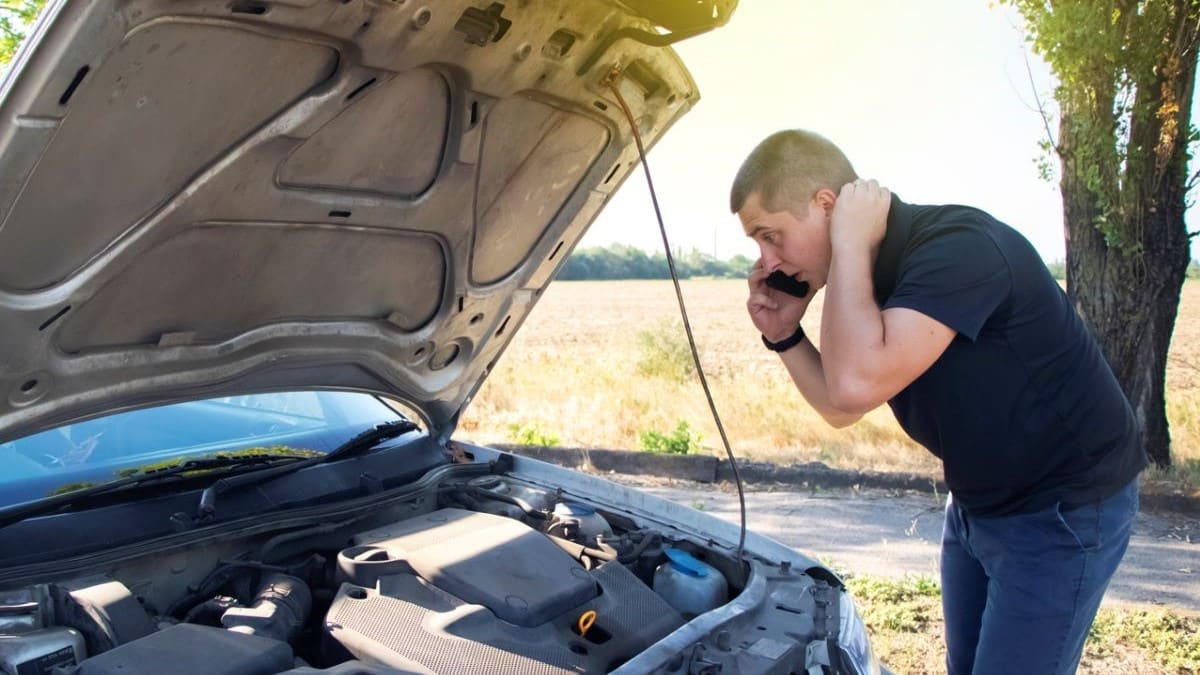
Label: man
xmin=731 ymin=129 xmax=1146 ymax=675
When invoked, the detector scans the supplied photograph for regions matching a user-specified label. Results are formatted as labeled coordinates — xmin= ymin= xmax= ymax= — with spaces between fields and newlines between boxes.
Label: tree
xmin=1005 ymin=0 xmax=1199 ymax=466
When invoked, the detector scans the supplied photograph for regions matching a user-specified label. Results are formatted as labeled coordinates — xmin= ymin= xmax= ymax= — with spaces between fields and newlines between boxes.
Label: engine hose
xmin=618 ymin=531 xmax=662 ymax=564
xmin=546 ymin=533 xmax=618 ymax=564
xmin=221 ymin=573 xmax=313 ymax=643
xmin=465 ymin=486 xmax=549 ymax=520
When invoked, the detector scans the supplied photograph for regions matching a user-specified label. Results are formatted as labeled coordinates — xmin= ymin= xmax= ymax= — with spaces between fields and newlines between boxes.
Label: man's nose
xmin=758 ymin=245 xmax=781 ymax=272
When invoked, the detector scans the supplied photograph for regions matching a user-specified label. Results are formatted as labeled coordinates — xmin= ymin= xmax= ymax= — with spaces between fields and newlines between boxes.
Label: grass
xmin=460 ymin=279 xmax=1200 ymax=484
xmin=640 ymin=420 xmax=703 ymax=454
xmin=507 ymin=422 xmax=559 ymax=447
xmin=845 ymin=574 xmax=1200 ymax=674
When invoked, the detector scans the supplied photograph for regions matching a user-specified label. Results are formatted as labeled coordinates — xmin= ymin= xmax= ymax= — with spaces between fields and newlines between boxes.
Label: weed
xmin=847 ymin=574 xmax=940 ymax=604
xmin=635 ymin=320 xmax=695 ymax=382
xmin=846 ymin=576 xmax=941 ymax=634
xmin=1143 ymin=457 xmax=1200 ymax=493
xmin=1086 ymin=607 xmax=1200 ymax=668
xmin=507 ymin=422 xmax=559 ymax=447
xmin=640 ymin=420 xmax=702 ymax=454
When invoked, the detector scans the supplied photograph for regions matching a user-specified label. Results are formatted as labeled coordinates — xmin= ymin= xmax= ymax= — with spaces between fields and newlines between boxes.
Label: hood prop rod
xmin=604 ymin=69 xmax=748 ymax=573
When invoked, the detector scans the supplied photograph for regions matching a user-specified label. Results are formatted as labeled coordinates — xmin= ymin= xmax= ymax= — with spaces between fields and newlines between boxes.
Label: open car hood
xmin=0 ymin=0 xmax=734 ymax=442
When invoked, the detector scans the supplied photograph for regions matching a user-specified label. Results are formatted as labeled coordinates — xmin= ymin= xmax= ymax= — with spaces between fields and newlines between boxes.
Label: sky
xmin=578 ymin=0 xmax=1109 ymax=263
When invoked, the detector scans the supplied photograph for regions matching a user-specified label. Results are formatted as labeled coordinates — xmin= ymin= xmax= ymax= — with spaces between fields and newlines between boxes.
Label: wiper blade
xmin=0 ymin=453 xmax=311 ymax=529
xmin=196 ymin=420 xmax=417 ymax=521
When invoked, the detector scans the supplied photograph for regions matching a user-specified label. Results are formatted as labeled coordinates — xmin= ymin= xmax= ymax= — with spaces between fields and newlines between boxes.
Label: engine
xmin=0 ymin=476 xmax=774 ymax=675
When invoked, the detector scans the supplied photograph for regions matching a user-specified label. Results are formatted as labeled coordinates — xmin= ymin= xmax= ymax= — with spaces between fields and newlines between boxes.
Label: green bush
xmin=507 ymin=422 xmax=559 ymax=447
xmin=635 ymin=322 xmax=695 ymax=382
xmin=640 ymin=421 xmax=702 ymax=454
xmin=846 ymin=575 xmax=942 ymax=633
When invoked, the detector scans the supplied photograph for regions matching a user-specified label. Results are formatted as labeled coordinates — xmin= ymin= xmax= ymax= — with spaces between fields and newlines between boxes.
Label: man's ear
xmin=813 ymin=187 xmax=838 ymax=217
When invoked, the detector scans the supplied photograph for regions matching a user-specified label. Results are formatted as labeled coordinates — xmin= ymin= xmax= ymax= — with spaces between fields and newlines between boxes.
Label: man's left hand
xmin=830 ymin=179 xmax=891 ymax=252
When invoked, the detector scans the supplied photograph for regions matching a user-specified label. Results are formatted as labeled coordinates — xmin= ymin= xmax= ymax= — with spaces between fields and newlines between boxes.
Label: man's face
xmin=737 ymin=191 xmax=833 ymax=290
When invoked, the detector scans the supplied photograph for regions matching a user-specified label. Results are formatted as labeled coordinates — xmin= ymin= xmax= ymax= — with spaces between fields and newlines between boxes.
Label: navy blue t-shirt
xmin=874 ymin=196 xmax=1146 ymax=516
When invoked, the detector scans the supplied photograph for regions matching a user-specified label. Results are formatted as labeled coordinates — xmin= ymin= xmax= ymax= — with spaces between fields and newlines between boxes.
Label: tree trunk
xmin=1062 ymin=189 xmax=1187 ymax=467
xmin=1058 ymin=6 xmax=1197 ymax=467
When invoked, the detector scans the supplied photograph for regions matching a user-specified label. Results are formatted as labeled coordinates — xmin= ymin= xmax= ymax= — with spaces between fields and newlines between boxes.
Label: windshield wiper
xmin=195 ymin=420 xmax=417 ymax=521
xmin=0 ymin=453 xmax=312 ymax=530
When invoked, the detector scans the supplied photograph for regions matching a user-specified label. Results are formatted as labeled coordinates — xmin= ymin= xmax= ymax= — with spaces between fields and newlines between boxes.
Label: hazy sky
xmin=579 ymin=0 xmax=1105 ymax=263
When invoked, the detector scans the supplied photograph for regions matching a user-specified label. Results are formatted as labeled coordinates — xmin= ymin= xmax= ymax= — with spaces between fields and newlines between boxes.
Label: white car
xmin=0 ymin=0 xmax=884 ymax=672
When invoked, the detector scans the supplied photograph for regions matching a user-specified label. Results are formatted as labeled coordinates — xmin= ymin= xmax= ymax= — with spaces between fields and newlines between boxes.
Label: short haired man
xmin=731 ymin=129 xmax=1146 ymax=675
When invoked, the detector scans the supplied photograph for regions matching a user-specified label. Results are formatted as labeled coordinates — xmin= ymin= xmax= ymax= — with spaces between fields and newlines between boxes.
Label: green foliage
xmin=1 ymin=0 xmax=45 ymax=67
xmin=639 ymin=420 xmax=702 ymax=454
xmin=635 ymin=321 xmax=696 ymax=382
xmin=1001 ymin=0 xmax=1198 ymax=255
xmin=847 ymin=574 xmax=941 ymax=604
xmin=1087 ymin=608 xmax=1200 ymax=669
xmin=507 ymin=422 xmax=559 ymax=447
xmin=845 ymin=574 xmax=941 ymax=633
xmin=561 ymin=243 xmax=753 ymax=281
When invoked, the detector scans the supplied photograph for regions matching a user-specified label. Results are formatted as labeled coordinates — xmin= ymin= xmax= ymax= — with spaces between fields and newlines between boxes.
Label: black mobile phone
xmin=765 ymin=270 xmax=810 ymax=298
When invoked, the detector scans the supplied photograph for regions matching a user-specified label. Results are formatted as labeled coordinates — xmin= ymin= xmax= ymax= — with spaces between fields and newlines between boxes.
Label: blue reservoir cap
xmin=665 ymin=548 xmax=709 ymax=578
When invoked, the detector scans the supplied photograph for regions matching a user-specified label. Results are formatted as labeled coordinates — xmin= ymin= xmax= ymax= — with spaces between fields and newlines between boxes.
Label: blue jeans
xmin=941 ymin=478 xmax=1139 ymax=675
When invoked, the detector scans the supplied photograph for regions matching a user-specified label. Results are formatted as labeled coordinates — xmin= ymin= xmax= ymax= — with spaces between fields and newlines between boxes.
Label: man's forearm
xmin=777 ymin=337 xmax=862 ymax=428
xmin=821 ymin=240 xmax=886 ymax=412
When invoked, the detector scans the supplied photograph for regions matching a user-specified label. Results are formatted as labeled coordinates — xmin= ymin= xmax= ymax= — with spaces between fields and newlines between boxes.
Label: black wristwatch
xmin=762 ymin=324 xmax=806 ymax=352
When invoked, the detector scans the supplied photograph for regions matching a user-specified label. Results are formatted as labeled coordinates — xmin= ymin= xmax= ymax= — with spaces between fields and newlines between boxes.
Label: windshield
xmin=0 ymin=391 xmax=407 ymax=509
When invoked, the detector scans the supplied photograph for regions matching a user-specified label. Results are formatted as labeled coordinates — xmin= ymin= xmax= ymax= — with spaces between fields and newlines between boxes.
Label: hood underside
xmin=0 ymin=0 xmax=732 ymax=442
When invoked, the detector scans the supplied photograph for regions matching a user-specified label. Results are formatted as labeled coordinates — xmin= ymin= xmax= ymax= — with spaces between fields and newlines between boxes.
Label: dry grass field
xmin=460 ymin=279 xmax=1200 ymax=484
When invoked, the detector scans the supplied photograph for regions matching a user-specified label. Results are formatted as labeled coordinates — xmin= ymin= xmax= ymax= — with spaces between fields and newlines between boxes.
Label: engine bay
xmin=0 ymin=469 xmax=841 ymax=675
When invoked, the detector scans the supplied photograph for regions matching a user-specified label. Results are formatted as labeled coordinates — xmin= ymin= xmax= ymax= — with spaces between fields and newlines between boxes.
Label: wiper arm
xmin=196 ymin=420 xmax=417 ymax=521
xmin=0 ymin=453 xmax=311 ymax=530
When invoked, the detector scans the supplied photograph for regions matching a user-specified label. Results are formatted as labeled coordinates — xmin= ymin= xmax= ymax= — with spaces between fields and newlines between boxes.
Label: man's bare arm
xmin=775 ymin=336 xmax=863 ymax=428
xmin=820 ymin=181 xmax=956 ymax=413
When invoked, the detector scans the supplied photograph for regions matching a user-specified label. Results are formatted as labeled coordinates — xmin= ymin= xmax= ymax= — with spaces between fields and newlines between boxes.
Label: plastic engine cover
xmin=325 ymin=556 xmax=685 ymax=674
xmin=70 ymin=623 xmax=293 ymax=675
xmin=349 ymin=508 xmax=596 ymax=627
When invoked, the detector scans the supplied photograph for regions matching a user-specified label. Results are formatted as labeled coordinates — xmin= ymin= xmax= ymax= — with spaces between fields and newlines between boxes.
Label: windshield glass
xmin=0 ymin=391 xmax=407 ymax=509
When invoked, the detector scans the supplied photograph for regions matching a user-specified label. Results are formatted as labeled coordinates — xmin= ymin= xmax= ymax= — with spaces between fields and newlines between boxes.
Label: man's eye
xmin=763 ymin=232 xmax=778 ymax=244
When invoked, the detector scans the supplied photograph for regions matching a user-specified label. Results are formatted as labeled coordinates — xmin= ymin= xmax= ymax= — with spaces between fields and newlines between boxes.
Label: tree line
xmin=561 ymin=246 xmax=1200 ymax=282
xmin=559 ymin=243 xmax=754 ymax=280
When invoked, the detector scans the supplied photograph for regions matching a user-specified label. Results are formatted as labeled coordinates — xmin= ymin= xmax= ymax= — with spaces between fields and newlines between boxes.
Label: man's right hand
xmin=747 ymin=259 xmax=812 ymax=343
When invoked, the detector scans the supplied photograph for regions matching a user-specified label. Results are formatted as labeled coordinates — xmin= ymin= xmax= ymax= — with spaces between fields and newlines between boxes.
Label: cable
xmin=604 ymin=76 xmax=748 ymax=570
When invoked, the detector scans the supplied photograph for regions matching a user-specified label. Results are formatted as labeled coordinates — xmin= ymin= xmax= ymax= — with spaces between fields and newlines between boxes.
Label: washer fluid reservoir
xmin=652 ymin=548 xmax=728 ymax=619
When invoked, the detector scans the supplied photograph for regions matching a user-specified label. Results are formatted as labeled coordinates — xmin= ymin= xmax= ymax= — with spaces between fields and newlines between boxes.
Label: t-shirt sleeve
xmin=882 ymin=228 xmax=1011 ymax=341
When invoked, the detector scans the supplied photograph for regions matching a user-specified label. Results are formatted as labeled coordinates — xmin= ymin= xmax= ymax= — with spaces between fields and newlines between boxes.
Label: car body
xmin=0 ymin=0 xmax=884 ymax=672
